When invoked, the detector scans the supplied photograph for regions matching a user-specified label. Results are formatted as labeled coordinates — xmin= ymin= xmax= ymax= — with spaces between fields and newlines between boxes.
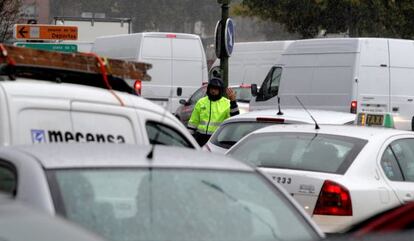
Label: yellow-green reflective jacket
xmin=188 ymin=96 xmax=237 ymax=135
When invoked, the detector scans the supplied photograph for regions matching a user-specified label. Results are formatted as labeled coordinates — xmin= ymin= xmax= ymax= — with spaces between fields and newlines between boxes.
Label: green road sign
xmin=15 ymin=43 xmax=78 ymax=53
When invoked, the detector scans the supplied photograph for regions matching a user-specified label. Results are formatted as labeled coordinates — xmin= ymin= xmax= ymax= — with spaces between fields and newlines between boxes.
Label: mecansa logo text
xmin=31 ymin=129 xmax=126 ymax=144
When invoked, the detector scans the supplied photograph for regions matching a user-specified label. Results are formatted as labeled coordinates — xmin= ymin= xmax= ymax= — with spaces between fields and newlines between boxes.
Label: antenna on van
xmin=295 ymin=96 xmax=320 ymax=130
xmin=277 ymin=97 xmax=283 ymax=115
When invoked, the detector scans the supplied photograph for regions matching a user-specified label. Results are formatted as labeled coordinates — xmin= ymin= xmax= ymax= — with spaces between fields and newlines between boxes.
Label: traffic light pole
xmin=218 ymin=0 xmax=230 ymax=88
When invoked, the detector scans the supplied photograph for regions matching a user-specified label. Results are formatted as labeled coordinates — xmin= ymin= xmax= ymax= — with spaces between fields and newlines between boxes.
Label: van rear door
xmin=171 ymin=36 xmax=203 ymax=112
xmin=358 ymin=39 xmax=390 ymax=116
xmin=140 ymin=35 xmax=172 ymax=110
xmin=388 ymin=39 xmax=414 ymax=130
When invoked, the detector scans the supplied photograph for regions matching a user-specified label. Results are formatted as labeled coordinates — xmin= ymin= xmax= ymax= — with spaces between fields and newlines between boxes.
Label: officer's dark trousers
xmin=193 ymin=133 xmax=211 ymax=147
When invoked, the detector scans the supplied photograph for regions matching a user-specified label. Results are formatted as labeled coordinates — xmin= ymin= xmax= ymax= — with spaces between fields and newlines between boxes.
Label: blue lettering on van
xmin=31 ymin=130 xmax=46 ymax=143
xmin=31 ymin=129 xmax=126 ymax=144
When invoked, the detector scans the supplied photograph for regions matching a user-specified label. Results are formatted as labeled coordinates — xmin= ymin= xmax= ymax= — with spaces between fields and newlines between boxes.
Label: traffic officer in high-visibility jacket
xmin=188 ymin=78 xmax=239 ymax=146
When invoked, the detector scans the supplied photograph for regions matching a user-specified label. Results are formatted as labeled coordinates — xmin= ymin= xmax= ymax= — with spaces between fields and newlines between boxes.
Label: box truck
xmin=92 ymin=32 xmax=208 ymax=113
xmin=53 ymin=16 xmax=132 ymax=52
xmin=250 ymin=38 xmax=414 ymax=131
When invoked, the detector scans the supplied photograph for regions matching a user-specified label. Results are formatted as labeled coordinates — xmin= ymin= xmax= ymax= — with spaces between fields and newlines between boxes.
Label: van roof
xmin=95 ymin=32 xmax=201 ymax=40
xmin=283 ymin=38 xmax=414 ymax=55
xmin=0 ymin=78 xmax=166 ymax=113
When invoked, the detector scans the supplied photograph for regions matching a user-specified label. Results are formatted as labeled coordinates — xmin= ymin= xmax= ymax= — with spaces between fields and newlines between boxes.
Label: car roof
xmin=250 ymin=124 xmax=414 ymax=140
xmin=223 ymin=108 xmax=356 ymax=124
xmin=3 ymin=144 xmax=252 ymax=171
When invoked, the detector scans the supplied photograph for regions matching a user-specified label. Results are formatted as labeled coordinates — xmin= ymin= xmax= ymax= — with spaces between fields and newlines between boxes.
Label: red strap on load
xmin=0 ymin=44 xmax=16 ymax=66
xmin=82 ymin=52 xmax=125 ymax=106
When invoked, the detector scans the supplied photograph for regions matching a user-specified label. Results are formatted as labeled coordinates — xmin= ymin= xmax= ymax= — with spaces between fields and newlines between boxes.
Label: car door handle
xmin=403 ymin=193 xmax=414 ymax=202
xmin=392 ymin=107 xmax=399 ymax=112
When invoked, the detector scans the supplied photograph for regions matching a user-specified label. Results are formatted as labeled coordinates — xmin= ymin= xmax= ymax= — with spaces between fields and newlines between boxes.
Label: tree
xmin=0 ymin=0 xmax=22 ymax=42
xmin=235 ymin=0 xmax=414 ymax=39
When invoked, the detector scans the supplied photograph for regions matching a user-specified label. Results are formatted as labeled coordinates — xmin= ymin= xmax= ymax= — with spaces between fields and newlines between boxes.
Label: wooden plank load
xmin=0 ymin=44 xmax=152 ymax=81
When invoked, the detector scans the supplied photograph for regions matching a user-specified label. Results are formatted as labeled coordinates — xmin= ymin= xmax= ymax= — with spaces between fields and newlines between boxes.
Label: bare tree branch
xmin=0 ymin=0 xmax=22 ymax=42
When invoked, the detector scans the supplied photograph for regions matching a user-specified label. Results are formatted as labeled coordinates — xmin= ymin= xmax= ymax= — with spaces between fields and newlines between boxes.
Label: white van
xmin=0 ymin=78 xmax=199 ymax=149
xmin=250 ymin=38 xmax=414 ymax=131
xmin=92 ymin=32 xmax=208 ymax=113
xmin=210 ymin=40 xmax=293 ymax=86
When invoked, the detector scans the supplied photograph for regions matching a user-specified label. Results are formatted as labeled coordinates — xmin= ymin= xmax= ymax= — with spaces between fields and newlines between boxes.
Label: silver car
xmin=0 ymin=144 xmax=324 ymax=241
xmin=0 ymin=195 xmax=107 ymax=241
xmin=205 ymin=109 xmax=356 ymax=153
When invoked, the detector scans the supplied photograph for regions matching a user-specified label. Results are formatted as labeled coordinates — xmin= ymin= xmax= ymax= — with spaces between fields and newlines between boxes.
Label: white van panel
xmin=389 ymin=40 xmax=414 ymax=130
xmin=0 ymin=86 xmax=9 ymax=146
xmin=283 ymin=38 xmax=359 ymax=54
xmin=358 ymin=40 xmax=390 ymax=116
xmin=211 ymin=41 xmax=294 ymax=85
xmin=141 ymin=37 xmax=172 ymax=58
xmin=279 ymin=52 xmax=356 ymax=111
xmin=10 ymin=97 xmax=72 ymax=145
xmin=91 ymin=34 xmax=141 ymax=60
xmin=71 ymin=102 xmax=139 ymax=144
xmin=359 ymin=39 xmax=388 ymax=66
xmin=172 ymin=38 xmax=202 ymax=59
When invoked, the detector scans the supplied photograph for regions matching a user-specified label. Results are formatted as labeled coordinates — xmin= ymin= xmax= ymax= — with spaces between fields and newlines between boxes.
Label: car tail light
xmin=350 ymin=100 xmax=357 ymax=114
xmin=313 ymin=180 xmax=352 ymax=216
xmin=166 ymin=33 xmax=177 ymax=38
xmin=134 ymin=80 xmax=142 ymax=95
xmin=256 ymin=117 xmax=285 ymax=123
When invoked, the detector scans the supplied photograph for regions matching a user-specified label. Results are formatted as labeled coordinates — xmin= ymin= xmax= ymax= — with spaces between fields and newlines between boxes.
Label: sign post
xmin=13 ymin=24 xmax=78 ymax=41
xmin=216 ymin=0 xmax=233 ymax=88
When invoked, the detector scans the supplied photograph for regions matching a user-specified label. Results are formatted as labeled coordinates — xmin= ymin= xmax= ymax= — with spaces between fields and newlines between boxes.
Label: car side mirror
xmin=179 ymin=99 xmax=187 ymax=105
xmin=251 ymin=84 xmax=258 ymax=97
xmin=177 ymin=87 xmax=182 ymax=97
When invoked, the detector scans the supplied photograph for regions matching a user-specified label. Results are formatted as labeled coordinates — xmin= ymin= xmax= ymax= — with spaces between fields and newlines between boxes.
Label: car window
xmin=189 ymin=86 xmax=206 ymax=105
xmin=50 ymin=168 xmax=320 ymax=241
xmin=211 ymin=122 xmax=273 ymax=149
xmin=233 ymin=87 xmax=252 ymax=103
xmin=228 ymin=132 xmax=367 ymax=174
xmin=389 ymin=139 xmax=414 ymax=181
xmin=380 ymin=146 xmax=404 ymax=181
xmin=257 ymin=66 xmax=282 ymax=102
xmin=0 ymin=162 xmax=17 ymax=196
xmin=146 ymin=121 xmax=194 ymax=148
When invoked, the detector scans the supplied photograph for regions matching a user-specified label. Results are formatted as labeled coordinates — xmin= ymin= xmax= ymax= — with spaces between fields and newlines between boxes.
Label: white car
xmin=0 ymin=144 xmax=324 ymax=241
xmin=227 ymin=124 xmax=414 ymax=233
xmin=205 ymin=109 xmax=356 ymax=153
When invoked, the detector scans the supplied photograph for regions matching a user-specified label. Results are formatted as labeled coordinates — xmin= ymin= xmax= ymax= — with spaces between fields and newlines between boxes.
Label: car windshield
xmin=232 ymin=87 xmax=252 ymax=102
xmin=48 ymin=168 xmax=319 ymax=241
xmin=228 ymin=132 xmax=367 ymax=174
xmin=211 ymin=122 xmax=273 ymax=149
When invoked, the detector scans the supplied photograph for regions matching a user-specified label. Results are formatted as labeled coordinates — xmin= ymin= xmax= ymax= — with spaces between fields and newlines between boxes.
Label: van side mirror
xmin=251 ymin=84 xmax=258 ymax=97
xmin=177 ymin=87 xmax=182 ymax=97
xmin=179 ymin=99 xmax=187 ymax=105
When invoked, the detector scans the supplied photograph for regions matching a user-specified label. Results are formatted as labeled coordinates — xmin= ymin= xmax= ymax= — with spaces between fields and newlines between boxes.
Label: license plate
xmin=366 ymin=114 xmax=384 ymax=126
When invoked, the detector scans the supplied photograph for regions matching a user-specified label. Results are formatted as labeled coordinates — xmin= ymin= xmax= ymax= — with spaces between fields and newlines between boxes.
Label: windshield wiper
xmin=200 ymin=180 xmax=280 ymax=240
